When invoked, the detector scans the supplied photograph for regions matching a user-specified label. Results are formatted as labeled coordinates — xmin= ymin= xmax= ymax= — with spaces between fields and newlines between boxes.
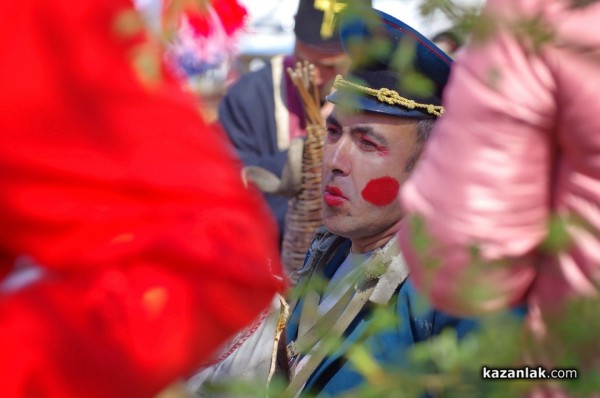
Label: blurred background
xmin=135 ymin=0 xmax=485 ymax=122
xmin=237 ymin=0 xmax=483 ymax=71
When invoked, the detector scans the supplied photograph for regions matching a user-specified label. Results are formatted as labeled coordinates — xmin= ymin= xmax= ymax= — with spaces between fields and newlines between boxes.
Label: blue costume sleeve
xmin=218 ymin=65 xmax=288 ymax=176
xmin=394 ymin=280 xmax=479 ymax=340
xmin=218 ymin=65 xmax=290 ymax=238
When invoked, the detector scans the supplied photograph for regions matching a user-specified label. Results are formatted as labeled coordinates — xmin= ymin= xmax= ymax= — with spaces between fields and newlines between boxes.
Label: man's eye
xmin=360 ymin=139 xmax=377 ymax=148
xmin=326 ymin=128 xmax=341 ymax=139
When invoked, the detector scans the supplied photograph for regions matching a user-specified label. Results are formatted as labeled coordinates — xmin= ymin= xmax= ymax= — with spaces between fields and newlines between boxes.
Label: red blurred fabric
xmin=186 ymin=0 xmax=247 ymax=36
xmin=0 ymin=0 xmax=284 ymax=397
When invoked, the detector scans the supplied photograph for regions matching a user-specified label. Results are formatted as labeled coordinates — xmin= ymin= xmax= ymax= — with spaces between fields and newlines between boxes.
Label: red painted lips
xmin=323 ymin=185 xmax=347 ymax=207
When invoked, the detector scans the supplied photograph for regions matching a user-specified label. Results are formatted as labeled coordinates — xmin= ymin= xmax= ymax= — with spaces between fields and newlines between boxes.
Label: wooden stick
xmin=287 ymin=63 xmax=324 ymax=127
xmin=309 ymin=64 xmax=320 ymax=113
xmin=288 ymin=69 xmax=321 ymax=125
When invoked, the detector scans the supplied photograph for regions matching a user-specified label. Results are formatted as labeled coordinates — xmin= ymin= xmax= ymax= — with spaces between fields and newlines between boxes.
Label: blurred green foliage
xmin=191 ymin=1 xmax=599 ymax=396
xmin=569 ymin=0 xmax=600 ymax=9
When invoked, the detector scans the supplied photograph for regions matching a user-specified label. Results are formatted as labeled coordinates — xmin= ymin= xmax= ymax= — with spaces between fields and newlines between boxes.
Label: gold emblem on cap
xmin=314 ymin=0 xmax=347 ymax=39
xmin=333 ymin=75 xmax=445 ymax=117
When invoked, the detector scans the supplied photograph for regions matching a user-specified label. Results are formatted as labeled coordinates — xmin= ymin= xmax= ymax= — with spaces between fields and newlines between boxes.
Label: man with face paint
xmin=281 ymin=8 xmax=483 ymax=397
xmin=218 ymin=0 xmax=363 ymax=251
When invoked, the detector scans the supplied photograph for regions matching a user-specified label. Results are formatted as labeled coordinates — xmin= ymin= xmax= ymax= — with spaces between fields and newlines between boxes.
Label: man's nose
xmin=323 ymin=136 xmax=351 ymax=176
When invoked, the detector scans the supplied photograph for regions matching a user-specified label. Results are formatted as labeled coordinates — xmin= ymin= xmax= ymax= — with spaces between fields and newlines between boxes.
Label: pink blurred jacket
xmin=400 ymin=0 xmax=600 ymax=327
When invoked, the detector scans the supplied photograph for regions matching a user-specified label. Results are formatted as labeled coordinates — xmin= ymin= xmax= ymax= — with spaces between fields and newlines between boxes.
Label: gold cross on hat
xmin=314 ymin=0 xmax=347 ymax=39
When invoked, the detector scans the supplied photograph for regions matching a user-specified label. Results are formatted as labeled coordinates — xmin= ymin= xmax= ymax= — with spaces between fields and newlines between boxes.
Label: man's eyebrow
xmin=350 ymin=125 xmax=389 ymax=146
xmin=326 ymin=114 xmax=342 ymax=129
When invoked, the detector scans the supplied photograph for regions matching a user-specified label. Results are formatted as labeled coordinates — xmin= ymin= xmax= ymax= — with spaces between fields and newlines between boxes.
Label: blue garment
xmin=219 ymin=58 xmax=305 ymax=244
xmin=218 ymin=62 xmax=299 ymax=243
xmin=285 ymin=237 xmax=479 ymax=397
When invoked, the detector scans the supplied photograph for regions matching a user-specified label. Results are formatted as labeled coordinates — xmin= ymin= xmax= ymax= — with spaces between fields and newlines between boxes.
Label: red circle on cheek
xmin=361 ymin=176 xmax=400 ymax=206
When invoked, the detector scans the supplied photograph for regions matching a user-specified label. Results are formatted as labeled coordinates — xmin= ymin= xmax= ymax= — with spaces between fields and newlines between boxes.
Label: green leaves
xmin=195 ymin=1 xmax=600 ymax=395
xmin=513 ymin=15 xmax=555 ymax=53
xmin=568 ymin=0 xmax=600 ymax=9
xmin=390 ymin=38 xmax=436 ymax=98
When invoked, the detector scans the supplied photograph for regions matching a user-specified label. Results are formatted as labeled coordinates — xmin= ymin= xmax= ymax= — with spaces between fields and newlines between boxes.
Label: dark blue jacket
xmin=218 ymin=63 xmax=289 ymax=242
xmin=286 ymin=238 xmax=479 ymax=397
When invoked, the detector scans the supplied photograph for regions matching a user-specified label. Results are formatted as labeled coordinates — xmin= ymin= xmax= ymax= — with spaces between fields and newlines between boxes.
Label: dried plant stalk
xmin=282 ymin=62 xmax=326 ymax=284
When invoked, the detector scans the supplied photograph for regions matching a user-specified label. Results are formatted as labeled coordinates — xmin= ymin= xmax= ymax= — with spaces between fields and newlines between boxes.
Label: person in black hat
xmin=431 ymin=29 xmax=464 ymax=58
xmin=218 ymin=0 xmax=363 ymax=253
xmin=282 ymin=8 xmax=486 ymax=397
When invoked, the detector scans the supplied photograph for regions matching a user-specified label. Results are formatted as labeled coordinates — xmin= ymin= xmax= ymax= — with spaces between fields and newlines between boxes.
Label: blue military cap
xmin=327 ymin=8 xmax=453 ymax=119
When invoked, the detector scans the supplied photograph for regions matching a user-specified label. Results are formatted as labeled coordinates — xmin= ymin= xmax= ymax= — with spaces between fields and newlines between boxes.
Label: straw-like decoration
xmin=282 ymin=61 xmax=327 ymax=284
